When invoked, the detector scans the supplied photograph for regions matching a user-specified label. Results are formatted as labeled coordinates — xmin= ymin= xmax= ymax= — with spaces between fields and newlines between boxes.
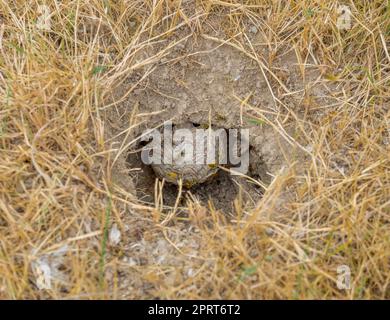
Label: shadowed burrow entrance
xmin=126 ymin=122 xmax=269 ymax=214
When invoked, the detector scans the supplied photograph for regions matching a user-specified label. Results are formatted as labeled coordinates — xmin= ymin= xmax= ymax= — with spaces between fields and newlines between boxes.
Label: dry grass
xmin=0 ymin=0 xmax=389 ymax=299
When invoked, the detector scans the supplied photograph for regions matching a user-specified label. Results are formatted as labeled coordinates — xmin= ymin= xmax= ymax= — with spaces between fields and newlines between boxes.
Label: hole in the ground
xmin=127 ymin=148 xmax=240 ymax=213
xmin=126 ymin=126 xmax=269 ymax=214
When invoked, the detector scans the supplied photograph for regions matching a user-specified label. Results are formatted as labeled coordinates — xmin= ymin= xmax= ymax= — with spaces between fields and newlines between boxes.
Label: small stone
xmin=187 ymin=268 xmax=195 ymax=277
xmin=128 ymin=258 xmax=137 ymax=266
xmin=249 ymin=26 xmax=258 ymax=34
xmin=109 ymin=223 xmax=121 ymax=246
xmin=176 ymin=42 xmax=185 ymax=50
